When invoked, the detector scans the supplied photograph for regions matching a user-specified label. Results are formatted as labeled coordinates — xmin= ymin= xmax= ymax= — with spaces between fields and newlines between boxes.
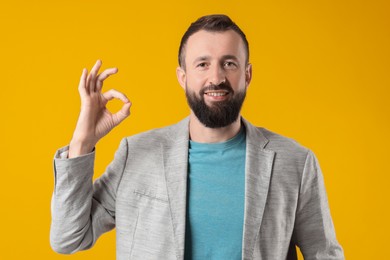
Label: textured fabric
xmin=50 ymin=117 xmax=344 ymax=260
xmin=185 ymin=127 xmax=246 ymax=260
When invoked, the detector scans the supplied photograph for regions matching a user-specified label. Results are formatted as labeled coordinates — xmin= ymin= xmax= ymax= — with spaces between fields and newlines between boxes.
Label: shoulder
xmin=243 ymin=118 xmax=310 ymax=160
xmin=259 ymin=127 xmax=308 ymax=154
xmin=115 ymin=118 xmax=189 ymax=174
xmin=244 ymin=119 xmax=314 ymax=181
xmin=123 ymin=117 xmax=189 ymax=148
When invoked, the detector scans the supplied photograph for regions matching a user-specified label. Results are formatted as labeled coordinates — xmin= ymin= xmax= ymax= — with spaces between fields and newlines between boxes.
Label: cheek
xmin=186 ymin=73 xmax=207 ymax=90
xmin=228 ymin=72 xmax=246 ymax=87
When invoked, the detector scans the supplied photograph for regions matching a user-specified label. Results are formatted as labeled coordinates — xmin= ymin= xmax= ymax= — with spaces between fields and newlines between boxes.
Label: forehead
xmin=184 ymin=30 xmax=246 ymax=62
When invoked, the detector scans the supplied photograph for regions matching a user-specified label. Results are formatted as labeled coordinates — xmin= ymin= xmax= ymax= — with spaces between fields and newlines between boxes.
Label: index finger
xmin=96 ymin=67 xmax=118 ymax=91
xmin=87 ymin=60 xmax=102 ymax=93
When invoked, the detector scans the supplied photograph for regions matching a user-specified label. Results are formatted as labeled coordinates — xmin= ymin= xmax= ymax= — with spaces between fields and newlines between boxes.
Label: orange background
xmin=1 ymin=0 xmax=389 ymax=259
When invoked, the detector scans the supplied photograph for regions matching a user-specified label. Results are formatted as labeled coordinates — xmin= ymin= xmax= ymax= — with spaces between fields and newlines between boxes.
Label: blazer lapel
xmin=242 ymin=119 xmax=275 ymax=260
xmin=162 ymin=118 xmax=190 ymax=260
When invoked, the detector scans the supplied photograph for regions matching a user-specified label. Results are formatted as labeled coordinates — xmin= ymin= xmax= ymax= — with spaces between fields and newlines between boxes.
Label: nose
xmin=208 ymin=64 xmax=226 ymax=86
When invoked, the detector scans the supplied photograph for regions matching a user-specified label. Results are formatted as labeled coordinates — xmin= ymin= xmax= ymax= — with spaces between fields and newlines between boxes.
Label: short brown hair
xmin=178 ymin=14 xmax=249 ymax=69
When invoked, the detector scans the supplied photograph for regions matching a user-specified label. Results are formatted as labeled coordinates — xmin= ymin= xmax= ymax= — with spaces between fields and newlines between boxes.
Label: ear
xmin=245 ymin=63 xmax=252 ymax=88
xmin=176 ymin=66 xmax=186 ymax=90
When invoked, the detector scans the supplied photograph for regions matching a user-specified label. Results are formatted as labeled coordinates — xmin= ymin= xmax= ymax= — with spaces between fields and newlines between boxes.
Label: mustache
xmin=200 ymin=81 xmax=234 ymax=95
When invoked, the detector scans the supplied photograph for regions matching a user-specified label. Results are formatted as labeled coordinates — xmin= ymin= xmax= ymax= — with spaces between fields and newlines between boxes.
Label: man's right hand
xmin=69 ymin=60 xmax=131 ymax=158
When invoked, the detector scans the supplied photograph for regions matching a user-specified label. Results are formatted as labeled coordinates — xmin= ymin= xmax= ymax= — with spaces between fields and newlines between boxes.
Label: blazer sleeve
xmin=293 ymin=150 xmax=345 ymax=260
xmin=50 ymin=138 xmax=128 ymax=254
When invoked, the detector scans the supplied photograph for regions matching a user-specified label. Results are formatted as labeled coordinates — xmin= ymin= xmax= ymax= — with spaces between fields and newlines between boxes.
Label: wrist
xmin=69 ymin=139 xmax=95 ymax=158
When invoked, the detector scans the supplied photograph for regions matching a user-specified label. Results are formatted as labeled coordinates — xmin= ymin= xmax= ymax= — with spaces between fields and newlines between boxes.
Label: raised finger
xmin=96 ymin=67 xmax=118 ymax=91
xmin=78 ymin=68 xmax=88 ymax=95
xmin=87 ymin=60 xmax=102 ymax=93
xmin=103 ymin=89 xmax=130 ymax=103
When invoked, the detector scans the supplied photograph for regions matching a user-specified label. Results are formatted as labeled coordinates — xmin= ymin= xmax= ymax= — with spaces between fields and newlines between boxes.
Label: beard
xmin=185 ymin=81 xmax=246 ymax=128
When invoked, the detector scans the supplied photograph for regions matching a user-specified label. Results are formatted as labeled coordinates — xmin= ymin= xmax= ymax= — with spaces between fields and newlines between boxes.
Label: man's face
xmin=177 ymin=30 xmax=252 ymax=128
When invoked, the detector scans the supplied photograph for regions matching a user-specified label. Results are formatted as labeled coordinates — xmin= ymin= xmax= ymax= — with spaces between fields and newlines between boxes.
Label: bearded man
xmin=50 ymin=14 xmax=344 ymax=260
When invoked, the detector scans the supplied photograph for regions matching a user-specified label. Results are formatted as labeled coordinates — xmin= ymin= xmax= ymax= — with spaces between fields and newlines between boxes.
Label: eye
xmin=224 ymin=61 xmax=237 ymax=69
xmin=196 ymin=62 xmax=208 ymax=68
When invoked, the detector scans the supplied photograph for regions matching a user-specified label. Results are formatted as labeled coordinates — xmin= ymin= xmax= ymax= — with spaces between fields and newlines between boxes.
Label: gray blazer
xmin=50 ymin=117 xmax=344 ymax=260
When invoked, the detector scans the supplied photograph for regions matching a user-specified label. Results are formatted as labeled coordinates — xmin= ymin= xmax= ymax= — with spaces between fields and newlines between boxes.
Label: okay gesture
xmin=69 ymin=60 xmax=131 ymax=158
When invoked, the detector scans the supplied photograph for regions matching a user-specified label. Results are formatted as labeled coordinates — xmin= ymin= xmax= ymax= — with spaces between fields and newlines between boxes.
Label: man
xmin=50 ymin=15 xmax=344 ymax=260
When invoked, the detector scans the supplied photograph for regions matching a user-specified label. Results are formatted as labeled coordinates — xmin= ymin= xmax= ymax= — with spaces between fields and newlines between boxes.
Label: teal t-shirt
xmin=184 ymin=127 xmax=246 ymax=260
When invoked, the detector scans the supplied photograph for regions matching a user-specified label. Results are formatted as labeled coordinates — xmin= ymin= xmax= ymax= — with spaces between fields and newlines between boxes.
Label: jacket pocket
xmin=133 ymin=189 xmax=169 ymax=203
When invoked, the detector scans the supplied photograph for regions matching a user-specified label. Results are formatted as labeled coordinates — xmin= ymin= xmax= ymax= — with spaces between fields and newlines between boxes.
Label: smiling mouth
xmin=204 ymin=90 xmax=229 ymax=97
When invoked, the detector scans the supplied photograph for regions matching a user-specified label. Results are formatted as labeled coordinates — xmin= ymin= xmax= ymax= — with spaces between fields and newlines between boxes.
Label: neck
xmin=189 ymin=112 xmax=242 ymax=143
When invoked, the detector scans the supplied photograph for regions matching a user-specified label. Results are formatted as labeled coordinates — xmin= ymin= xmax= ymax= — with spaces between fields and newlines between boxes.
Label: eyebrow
xmin=192 ymin=56 xmax=211 ymax=66
xmin=221 ymin=55 xmax=239 ymax=61
xmin=192 ymin=55 xmax=240 ymax=65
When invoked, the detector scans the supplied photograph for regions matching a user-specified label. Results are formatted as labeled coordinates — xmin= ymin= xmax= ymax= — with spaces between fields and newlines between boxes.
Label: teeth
xmin=206 ymin=92 xmax=227 ymax=96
